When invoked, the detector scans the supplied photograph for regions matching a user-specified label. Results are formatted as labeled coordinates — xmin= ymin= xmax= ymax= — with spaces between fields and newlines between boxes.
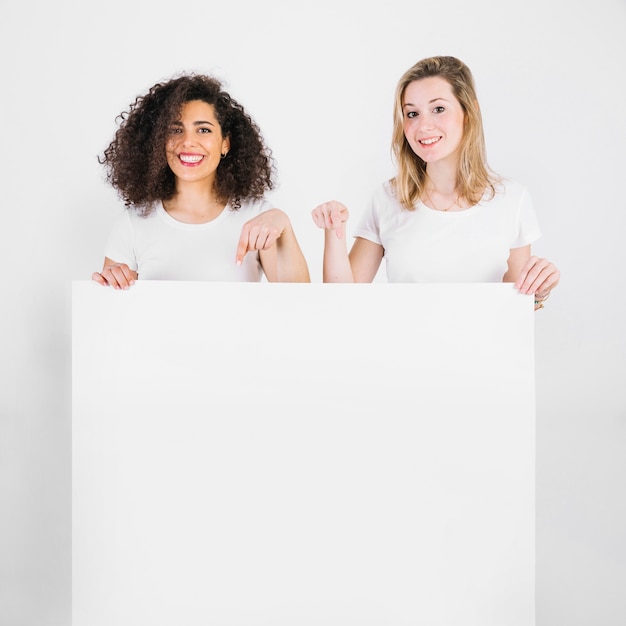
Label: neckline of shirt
xmin=157 ymin=201 xmax=231 ymax=229
xmin=417 ymin=199 xmax=482 ymax=216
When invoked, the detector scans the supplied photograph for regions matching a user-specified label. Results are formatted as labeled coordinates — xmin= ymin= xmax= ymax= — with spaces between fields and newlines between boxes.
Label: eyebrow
xmin=403 ymin=97 xmax=451 ymax=109
xmin=171 ymin=120 xmax=216 ymax=126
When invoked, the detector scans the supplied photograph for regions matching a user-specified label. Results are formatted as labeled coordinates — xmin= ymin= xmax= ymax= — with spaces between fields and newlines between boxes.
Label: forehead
xmin=177 ymin=99 xmax=219 ymax=121
xmin=403 ymin=76 xmax=456 ymax=105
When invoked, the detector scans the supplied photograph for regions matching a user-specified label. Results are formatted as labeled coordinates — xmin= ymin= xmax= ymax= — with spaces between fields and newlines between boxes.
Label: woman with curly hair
xmin=93 ymin=73 xmax=310 ymax=288
xmin=311 ymin=56 xmax=559 ymax=310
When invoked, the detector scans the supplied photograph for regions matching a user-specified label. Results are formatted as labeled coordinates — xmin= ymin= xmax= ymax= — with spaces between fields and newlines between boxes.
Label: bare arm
xmin=503 ymin=245 xmax=531 ymax=284
xmin=349 ymin=238 xmax=384 ymax=282
xmin=312 ymin=201 xmax=384 ymax=283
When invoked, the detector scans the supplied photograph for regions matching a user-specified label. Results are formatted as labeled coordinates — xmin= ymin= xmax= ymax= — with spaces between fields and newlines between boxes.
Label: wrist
xmin=273 ymin=209 xmax=290 ymax=237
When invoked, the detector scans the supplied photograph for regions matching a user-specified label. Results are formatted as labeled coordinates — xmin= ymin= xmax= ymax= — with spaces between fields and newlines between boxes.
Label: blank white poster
xmin=72 ymin=281 xmax=536 ymax=626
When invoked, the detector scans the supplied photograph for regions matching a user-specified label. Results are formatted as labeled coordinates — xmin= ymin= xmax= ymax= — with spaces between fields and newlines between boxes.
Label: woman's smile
xmin=178 ymin=153 xmax=205 ymax=166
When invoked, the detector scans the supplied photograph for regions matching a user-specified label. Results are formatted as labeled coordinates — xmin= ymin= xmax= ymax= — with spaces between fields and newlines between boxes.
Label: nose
xmin=180 ymin=128 xmax=197 ymax=147
xmin=417 ymin=113 xmax=435 ymax=131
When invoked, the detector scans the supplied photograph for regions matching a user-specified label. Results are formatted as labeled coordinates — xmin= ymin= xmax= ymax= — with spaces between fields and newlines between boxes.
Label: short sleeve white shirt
xmin=353 ymin=179 xmax=541 ymax=283
xmin=104 ymin=199 xmax=268 ymax=282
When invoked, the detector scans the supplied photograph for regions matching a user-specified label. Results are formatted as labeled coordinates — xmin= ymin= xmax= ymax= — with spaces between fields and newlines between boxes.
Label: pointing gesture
xmin=311 ymin=201 xmax=350 ymax=239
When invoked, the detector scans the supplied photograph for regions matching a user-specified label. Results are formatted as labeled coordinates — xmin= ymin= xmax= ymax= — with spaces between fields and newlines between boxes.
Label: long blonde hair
xmin=391 ymin=56 xmax=499 ymax=210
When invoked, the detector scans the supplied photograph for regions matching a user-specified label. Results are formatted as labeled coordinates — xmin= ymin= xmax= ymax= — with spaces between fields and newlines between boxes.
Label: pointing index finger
xmin=236 ymin=228 xmax=250 ymax=266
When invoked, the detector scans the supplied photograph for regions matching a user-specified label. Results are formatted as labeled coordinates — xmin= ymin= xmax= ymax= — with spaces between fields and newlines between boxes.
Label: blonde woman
xmin=312 ymin=56 xmax=559 ymax=308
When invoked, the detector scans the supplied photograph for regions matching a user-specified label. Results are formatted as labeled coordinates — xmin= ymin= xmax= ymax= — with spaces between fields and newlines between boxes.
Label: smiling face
xmin=165 ymin=99 xmax=230 ymax=187
xmin=402 ymin=76 xmax=465 ymax=167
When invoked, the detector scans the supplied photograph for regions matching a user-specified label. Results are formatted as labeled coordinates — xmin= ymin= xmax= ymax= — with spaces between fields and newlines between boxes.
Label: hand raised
xmin=236 ymin=208 xmax=289 ymax=265
xmin=311 ymin=201 xmax=349 ymax=239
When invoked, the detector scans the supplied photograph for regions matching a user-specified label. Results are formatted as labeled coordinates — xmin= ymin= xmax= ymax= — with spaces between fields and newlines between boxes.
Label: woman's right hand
xmin=311 ymin=201 xmax=349 ymax=239
xmin=92 ymin=260 xmax=137 ymax=290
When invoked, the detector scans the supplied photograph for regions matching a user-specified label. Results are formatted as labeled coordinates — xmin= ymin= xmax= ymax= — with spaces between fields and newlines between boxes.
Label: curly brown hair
xmin=99 ymin=73 xmax=275 ymax=213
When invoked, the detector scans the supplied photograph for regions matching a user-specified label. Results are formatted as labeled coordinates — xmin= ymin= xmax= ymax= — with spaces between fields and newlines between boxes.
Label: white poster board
xmin=72 ymin=281 xmax=536 ymax=626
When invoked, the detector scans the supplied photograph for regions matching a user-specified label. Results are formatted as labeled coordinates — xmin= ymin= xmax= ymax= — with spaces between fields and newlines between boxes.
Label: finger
xmin=251 ymin=223 xmax=278 ymax=249
xmin=104 ymin=264 xmax=134 ymax=290
xmin=110 ymin=266 xmax=133 ymax=290
xmin=530 ymin=267 xmax=560 ymax=296
xmin=321 ymin=209 xmax=334 ymax=230
xmin=522 ymin=263 xmax=555 ymax=295
xmin=91 ymin=272 xmax=107 ymax=286
xmin=329 ymin=211 xmax=344 ymax=239
xmin=514 ymin=258 xmax=535 ymax=291
xmin=99 ymin=268 xmax=121 ymax=290
xmin=106 ymin=267 xmax=127 ymax=290
xmin=236 ymin=227 xmax=252 ymax=265
xmin=259 ymin=230 xmax=276 ymax=249
xmin=311 ymin=209 xmax=326 ymax=230
xmin=313 ymin=203 xmax=345 ymax=235
xmin=535 ymin=272 xmax=560 ymax=300
xmin=251 ymin=228 xmax=272 ymax=250
xmin=516 ymin=257 xmax=547 ymax=294
xmin=119 ymin=265 xmax=136 ymax=288
xmin=514 ymin=255 xmax=544 ymax=290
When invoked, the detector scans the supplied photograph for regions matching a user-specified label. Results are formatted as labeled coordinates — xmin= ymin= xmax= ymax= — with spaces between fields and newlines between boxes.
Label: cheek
xmin=165 ymin=144 xmax=180 ymax=168
xmin=404 ymin=125 xmax=420 ymax=148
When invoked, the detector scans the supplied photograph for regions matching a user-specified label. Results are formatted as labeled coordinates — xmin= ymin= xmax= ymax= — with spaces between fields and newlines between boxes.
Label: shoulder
xmin=378 ymin=179 xmax=398 ymax=201
xmin=486 ymin=178 xmax=539 ymax=237
xmin=483 ymin=178 xmax=533 ymax=210
xmin=368 ymin=179 xmax=401 ymax=211
xmin=491 ymin=178 xmax=529 ymax=200
xmin=105 ymin=204 xmax=163 ymax=240
xmin=233 ymin=197 xmax=271 ymax=215
xmin=111 ymin=202 xmax=160 ymax=221
xmin=223 ymin=197 xmax=270 ymax=226
xmin=124 ymin=204 xmax=161 ymax=226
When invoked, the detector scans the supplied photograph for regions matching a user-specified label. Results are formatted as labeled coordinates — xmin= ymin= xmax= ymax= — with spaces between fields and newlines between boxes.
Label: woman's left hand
xmin=514 ymin=256 xmax=560 ymax=299
xmin=236 ymin=209 xmax=289 ymax=265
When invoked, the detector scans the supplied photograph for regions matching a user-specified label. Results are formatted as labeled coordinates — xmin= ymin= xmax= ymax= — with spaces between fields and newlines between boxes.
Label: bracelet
xmin=534 ymin=291 xmax=551 ymax=310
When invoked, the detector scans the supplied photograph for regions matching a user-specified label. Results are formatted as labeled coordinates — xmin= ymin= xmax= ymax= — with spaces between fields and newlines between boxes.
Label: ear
xmin=222 ymin=135 xmax=231 ymax=156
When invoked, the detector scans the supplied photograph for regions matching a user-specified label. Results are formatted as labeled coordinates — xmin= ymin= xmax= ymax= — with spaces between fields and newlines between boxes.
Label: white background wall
xmin=0 ymin=0 xmax=624 ymax=624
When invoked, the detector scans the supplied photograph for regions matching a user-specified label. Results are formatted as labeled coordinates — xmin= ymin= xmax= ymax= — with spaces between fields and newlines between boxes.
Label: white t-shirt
xmin=353 ymin=179 xmax=542 ymax=283
xmin=104 ymin=199 xmax=269 ymax=281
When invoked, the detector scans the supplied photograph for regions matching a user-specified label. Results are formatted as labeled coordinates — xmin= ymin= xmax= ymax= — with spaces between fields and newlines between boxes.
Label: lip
xmin=178 ymin=153 xmax=205 ymax=167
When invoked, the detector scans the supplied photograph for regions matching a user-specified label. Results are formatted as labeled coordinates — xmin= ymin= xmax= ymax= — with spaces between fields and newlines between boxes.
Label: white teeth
xmin=420 ymin=137 xmax=440 ymax=145
xmin=180 ymin=155 xmax=203 ymax=163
